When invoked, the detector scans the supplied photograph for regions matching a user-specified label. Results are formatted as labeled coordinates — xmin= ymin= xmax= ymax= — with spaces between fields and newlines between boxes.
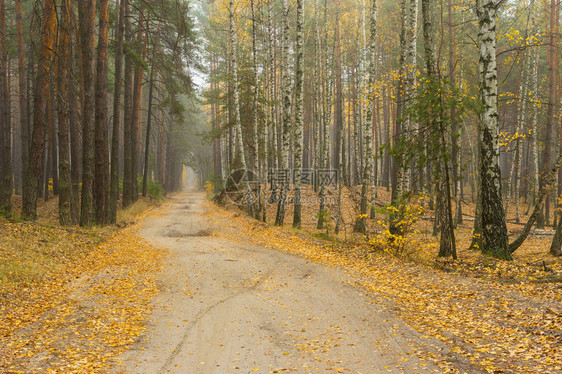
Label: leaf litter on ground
xmin=0 ymin=198 xmax=168 ymax=374
xmin=206 ymin=201 xmax=562 ymax=374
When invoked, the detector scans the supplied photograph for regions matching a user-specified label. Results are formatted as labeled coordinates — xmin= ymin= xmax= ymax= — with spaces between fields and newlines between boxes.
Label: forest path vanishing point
xmin=113 ymin=192 xmax=481 ymax=374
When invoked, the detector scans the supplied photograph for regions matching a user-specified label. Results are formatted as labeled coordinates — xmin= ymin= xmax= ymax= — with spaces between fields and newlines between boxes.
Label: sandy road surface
xmin=114 ymin=192 xmax=477 ymax=374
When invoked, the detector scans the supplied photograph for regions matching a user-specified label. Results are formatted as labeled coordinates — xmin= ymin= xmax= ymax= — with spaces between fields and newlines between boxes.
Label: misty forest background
xmin=0 ymin=0 xmax=562 ymax=261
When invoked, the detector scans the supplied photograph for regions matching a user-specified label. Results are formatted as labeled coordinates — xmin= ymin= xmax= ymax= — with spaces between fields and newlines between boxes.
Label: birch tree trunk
xmin=293 ymin=0 xmax=304 ymax=227
xmin=250 ymin=0 xmax=262 ymax=219
xmin=356 ymin=0 xmax=377 ymax=234
xmin=389 ymin=0 xmax=408 ymax=236
xmin=317 ymin=0 xmax=333 ymax=230
xmin=404 ymin=0 xmax=418 ymax=192
xmin=229 ymin=0 xmax=246 ymax=171
xmin=275 ymin=0 xmax=291 ymax=226
xmin=313 ymin=0 xmax=321 ymax=193
xmin=476 ymin=0 xmax=510 ymax=260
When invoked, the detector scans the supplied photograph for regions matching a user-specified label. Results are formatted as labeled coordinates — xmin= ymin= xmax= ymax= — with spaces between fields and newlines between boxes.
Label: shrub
xmin=369 ymin=194 xmax=426 ymax=257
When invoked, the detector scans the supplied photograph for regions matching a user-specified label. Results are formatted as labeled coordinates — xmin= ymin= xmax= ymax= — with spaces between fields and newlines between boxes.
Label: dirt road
xmin=114 ymin=192 xmax=476 ymax=374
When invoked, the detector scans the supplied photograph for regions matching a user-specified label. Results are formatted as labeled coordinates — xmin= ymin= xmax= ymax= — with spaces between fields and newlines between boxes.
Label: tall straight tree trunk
xmin=275 ymin=0 xmax=291 ymax=226
xmin=57 ymin=0 xmax=72 ymax=225
xmin=78 ymin=0 xmax=96 ymax=226
xmin=334 ymin=6 xmax=343 ymax=178
xmin=404 ymin=0 xmax=418 ymax=192
xmin=0 ymin=0 xmax=11 ymax=213
xmin=530 ymin=41 xmax=540 ymax=211
xmin=49 ymin=77 xmax=58 ymax=197
xmin=250 ymin=0 xmax=261 ymax=218
xmin=142 ymin=65 xmax=155 ymax=197
xmin=422 ymin=0 xmax=456 ymax=259
xmin=476 ymin=0 xmax=510 ymax=260
xmin=356 ymin=0 xmax=377 ymax=234
xmin=229 ymin=0 xmax=246 ymax=171
xmin=22 ymin=0 xmax=55 ymax=220
xmin=16 ymin=0 xmax=28 ymax=202
xmin=448 ymin=0 xmax=462 ymax=225
xmin=389 ymin=0 xmax=408 ymax=236
xmin=267 ymin=0 xmax=278 ymax=204
xmin=130 ymin=15 xmax=147 ymax=203
xmin=94 ymin=0 xmax=109 ymax=224
xmin=506 ymin=5 xmax=534 ymax=223
xmin=538 ymin=0 xmax=558 ymax=228
xmin=69 ymin=12 xmax=81 ymax=223
xmin=317 ymin=0 xmax=331 ymax=230
xmin=293 ymin=0 xmax=304 ymax=228
xmin=313 ymin=0 xmax=321 ymax=193
xmin=122 ymin=1 xmax=134 ymax=208
xmin=110 ymin=0 xmax=126 ymax=223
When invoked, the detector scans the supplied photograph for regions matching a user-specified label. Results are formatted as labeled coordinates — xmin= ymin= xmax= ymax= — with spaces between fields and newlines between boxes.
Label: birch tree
xmin=293 ymin=0 xmax=304 ymax=227
xmin=476 ymin=0 xmax=510 ymax=260
xmin=356 ymin=0 xmax=376 ymax=234
xmin=275 ymin=0 xmax=291 ymax=226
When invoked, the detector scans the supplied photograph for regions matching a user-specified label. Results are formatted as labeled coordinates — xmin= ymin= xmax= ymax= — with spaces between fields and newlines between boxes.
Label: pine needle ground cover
xmin=0 ymin=197 xmax=166 ymax=373
xmin=210 ymin=196 xmax=562 ymax=374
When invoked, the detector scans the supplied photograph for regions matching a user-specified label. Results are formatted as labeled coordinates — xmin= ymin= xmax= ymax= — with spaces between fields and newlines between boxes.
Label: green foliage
xmin=138 ymin=179 xmax=163 ymax=200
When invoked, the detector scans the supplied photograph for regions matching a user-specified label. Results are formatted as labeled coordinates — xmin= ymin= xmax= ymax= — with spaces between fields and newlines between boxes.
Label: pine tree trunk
xmin=22 ymin=0 xmax=55 ymax=220
xmin=130 ymin=17 xmax=147 ymax=203
xmin=122 ymin=1 xmax=134 ymax=208
xmin=16 ymin=0 xmax=28 ymax=203
xmin=476 ymin=0 xmax=510 ymax=260
xmin=142 ymin=65 xmax=155 ymax=197
xmin=79 ymin=0 xmax=96 ymax=226
xmin=0 ymin=0 xmax=11 ymax=213
xmin=69 ymin=21 xmax=81 ymax=224
xmin=110 ymin=0 xmax=126 ymax=223
xmin=95 ymin=0 xmax=110 ymax=224
xmin=57 ymin=0 xmax=72 ymax=225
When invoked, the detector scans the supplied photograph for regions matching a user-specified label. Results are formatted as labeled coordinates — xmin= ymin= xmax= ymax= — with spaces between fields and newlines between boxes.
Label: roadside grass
xmin=0 ymin=195 xmax=166 ymax=373
xmin=0 ymin=196 xmax=158 ymax=296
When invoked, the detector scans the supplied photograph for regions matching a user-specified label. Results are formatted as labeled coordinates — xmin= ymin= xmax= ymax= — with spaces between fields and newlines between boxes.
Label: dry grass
xmin=0 ymin=195 xmax=161 ymax=296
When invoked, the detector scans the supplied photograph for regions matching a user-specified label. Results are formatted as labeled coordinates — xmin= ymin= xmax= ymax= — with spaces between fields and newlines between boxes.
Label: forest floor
xmin=214 ymin=185 xmax=562 ymax=373
xmin=0 ymin=195 xmax=167 ymax=373
xmin=1 ymin=188 xmax=561 ymax=373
